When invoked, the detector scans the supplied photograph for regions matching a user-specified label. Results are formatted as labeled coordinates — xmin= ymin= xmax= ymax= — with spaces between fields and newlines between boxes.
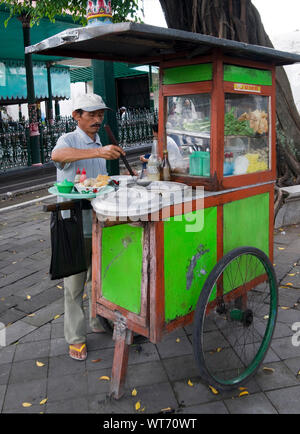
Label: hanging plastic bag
xmin=49 ymin=201 xmax=87 ymax=280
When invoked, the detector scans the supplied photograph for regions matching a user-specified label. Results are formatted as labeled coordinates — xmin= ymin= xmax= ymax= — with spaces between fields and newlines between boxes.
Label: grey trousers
xmin=63 ymin=237 xmax=102 ymax=344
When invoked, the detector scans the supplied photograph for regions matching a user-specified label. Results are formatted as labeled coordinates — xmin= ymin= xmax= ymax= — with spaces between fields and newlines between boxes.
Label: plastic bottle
xmin=147 ymin=140 xmax=161 ymax=181
xmin=161 ymin=150 xmax=171 ymax=181
xmin=79 ymin=168 xmax=87 ymax=183
xmin=74 ymin=168 xmax=81 ymax=183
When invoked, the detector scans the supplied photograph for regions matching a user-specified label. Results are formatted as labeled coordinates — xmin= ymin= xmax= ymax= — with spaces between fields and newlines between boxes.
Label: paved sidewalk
xmin=1 ymin=197 xmax=300 ymax=414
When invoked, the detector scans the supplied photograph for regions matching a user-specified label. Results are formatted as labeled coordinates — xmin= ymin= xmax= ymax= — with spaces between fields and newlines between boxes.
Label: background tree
xmin=159 ymin=0 xmax=300 ymax=187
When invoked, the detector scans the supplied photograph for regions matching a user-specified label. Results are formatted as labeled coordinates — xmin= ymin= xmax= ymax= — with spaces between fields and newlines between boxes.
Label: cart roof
xmin=25 ymin=22 xmax=300 ymax=66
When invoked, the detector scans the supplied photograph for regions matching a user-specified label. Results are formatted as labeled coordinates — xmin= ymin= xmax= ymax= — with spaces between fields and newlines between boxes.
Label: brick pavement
xmin=1 ymin=198 xmax=300 ymax=414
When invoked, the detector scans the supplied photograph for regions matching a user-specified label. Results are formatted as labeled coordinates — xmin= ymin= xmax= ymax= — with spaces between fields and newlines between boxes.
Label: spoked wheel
xmin=193 ymin=246 xmax=278 ymax=391
xmin=97 ymin=316 xmax=148 ymax=345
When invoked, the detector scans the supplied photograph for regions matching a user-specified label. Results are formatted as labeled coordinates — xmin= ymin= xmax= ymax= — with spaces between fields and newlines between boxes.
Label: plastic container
xmin=55 ymin=179 xmax=74 ymax=193
xmin=189 ymin=151 xmax=210 ymax=177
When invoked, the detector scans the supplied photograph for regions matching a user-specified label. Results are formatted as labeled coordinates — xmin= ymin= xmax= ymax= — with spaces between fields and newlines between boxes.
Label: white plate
xmin=75 ymin=183 xmax=109 ymax=194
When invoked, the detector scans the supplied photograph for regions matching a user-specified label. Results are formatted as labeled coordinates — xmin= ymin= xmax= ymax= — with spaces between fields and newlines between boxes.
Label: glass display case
xmin=224 ymin=94 xmax=270 ymax=177
xmin=165 ymin=93 xmax=211 ymax=176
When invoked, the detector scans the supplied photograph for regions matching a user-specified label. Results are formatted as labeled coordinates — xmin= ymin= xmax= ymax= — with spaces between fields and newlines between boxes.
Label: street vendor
xmin=51 ymin=93 xmax=125 ymax=361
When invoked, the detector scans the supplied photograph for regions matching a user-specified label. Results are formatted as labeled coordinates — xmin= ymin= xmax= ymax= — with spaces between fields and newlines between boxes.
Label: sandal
xmin=69 ymin=343 xmax=87 ymax=361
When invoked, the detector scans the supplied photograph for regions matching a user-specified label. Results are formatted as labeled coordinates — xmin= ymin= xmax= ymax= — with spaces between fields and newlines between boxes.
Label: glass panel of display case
xmin=224 ymin=94 xmax=270 ymax=176
xmin=165 ymin=94 xmax=211 ymax=176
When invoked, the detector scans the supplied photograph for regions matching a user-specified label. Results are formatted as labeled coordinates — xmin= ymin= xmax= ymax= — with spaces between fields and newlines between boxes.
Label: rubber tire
xmin=192 ymin=246 xmax=278 ymax=391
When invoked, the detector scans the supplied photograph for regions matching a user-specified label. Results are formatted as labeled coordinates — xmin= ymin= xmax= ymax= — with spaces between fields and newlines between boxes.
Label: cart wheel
xmin=97 ymin=316 xmax=148 ymax=344
xmin=193 ymin=246 xmax=278 ymax=390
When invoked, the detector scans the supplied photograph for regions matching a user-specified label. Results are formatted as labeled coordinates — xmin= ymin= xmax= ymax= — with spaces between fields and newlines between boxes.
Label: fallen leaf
xmin=209 ymin=385 xmax=219 ymax=395
xmin=264 ymin=315 xmax=269 ymax=320
xmin=297 ymin=370 xmax=300 ymax=376
xmin=22 ymin=402 xmax=32 ymax=408
xmin=53 ymin=315 xmax=60 ymax=320
xmin=281 ymin=306 xmax=290 ymax=310
xmin=131 ymin=388 xmax=138 ymax=396
xmin=99 ymin=376 xmax=110 ymax=381
xmin=263 ymin=367 xmax=275 ymax=373
xmin=12 ymin=261 xmax=17 ymax=264
xmin=217 ymin=347 xmax=222 ymax=352
xmin=239 ymin=390 xmax=249 ymax=397
xmin=135 ymin=401 xmax=141 ymax=411
xmin=175 ymin=338 xmax=180 ymax=343
xmin=288 ymin=273 xmax=296 ymax=277
xmin=82 ymin=294 xmax=87 ymax=300
xmin=187 ymin=379 xmax=194 ymax=387
xmin=39 ymin=398 xmax=48 ymax=405
xmin=27 ymin=313 xmax=35 ymax=317
xmin=160 ymin=407 xmax=172 ymax=412
xmin=56 ymin=285 xmax=63 ymax=289
xmin=26 ymin=295 xmax=31 ymax=300
xmin=278 ymin=247 xmax=285 ymax=250
xmin=91 ymin=358 xmax=102 ymax=363
xmin=36 ymin=361 xmax=45 ymax=367
xmin=285 ymin=283 xmax=293 ymax=286
xmin=239 ymin=387 xmax=247 ymax=391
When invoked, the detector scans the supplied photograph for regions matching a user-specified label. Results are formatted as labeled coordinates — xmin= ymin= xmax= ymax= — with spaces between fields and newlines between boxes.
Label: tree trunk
xmin=159 ymin=0 xmax=300 ymax=184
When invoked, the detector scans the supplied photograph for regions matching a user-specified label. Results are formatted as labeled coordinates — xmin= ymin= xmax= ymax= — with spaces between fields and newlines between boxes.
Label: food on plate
xmin=79 ymin=174 xmax=110 ymax=188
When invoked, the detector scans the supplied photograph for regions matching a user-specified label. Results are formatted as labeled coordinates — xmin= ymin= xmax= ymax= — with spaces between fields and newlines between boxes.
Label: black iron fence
xmin=0 ymin=108 xmax=157 ymax=173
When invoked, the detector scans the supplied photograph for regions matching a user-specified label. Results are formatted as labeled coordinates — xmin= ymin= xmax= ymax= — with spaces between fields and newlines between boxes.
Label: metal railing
xmin=0 ymin=108 xmax=157 ymax=173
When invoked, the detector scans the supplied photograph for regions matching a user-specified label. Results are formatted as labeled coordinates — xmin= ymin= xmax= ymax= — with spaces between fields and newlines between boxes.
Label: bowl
xmin=55 ymin=180 xmax=74 ymax=193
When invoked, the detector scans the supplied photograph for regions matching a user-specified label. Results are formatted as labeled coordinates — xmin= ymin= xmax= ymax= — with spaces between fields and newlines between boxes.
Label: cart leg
xmin=109 ymin=312 xmax=133 ymax=399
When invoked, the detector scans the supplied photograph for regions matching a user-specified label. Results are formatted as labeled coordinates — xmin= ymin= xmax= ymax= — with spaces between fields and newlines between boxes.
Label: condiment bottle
xmin=161 ymin=150 xmax=171 ymax=181
xmin=147 ymin=139 xmax=161 ymax=181
xmin=74 ymin=168 xmax=81 ymax=183
xmin=79 ymin=168 xmax=87 ymax=183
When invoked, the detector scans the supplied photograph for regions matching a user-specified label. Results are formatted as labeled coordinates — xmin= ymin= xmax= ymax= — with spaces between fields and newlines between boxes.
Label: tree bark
xmin=159 ymin=0 xmax=300 ymax=183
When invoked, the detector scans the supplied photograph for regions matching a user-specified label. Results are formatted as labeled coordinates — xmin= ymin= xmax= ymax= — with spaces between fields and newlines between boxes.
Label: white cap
xmin=72 ymin=93 xmax=111 ymax=112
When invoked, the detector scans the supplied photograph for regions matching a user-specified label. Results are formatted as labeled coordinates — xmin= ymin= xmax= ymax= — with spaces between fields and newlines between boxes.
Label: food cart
xmin=27 ymin=22 xmax=300 ymax=399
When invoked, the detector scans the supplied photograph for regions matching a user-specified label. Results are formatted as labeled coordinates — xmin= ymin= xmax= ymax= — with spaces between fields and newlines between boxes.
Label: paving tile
xmin=162 ymin=354 xmax=199 ymax=382
xmin=48 ymin=354 xmax=87 ymax=378
xmin=9 ymin=358 xmax=48 ymax=384
xmin=87 ymin=367 xmax=114 ymax=396
xmin=14 ymin=339 xmax=50 ymax=362
xmin=128 ymin=342 xmax=160 ymax=365
xmin=224 ymin=392 xmax=277 ymax=414
xmin=19 ymin=324 xmax=51 ymax=343
xmin=0 ymin=363 xmax=11 ymax=385
xmin=49 ymin=337 xmax=67 ymax=357
xmin=45 ymin=397 xmax=90 ymax=414
xmin=156 ymin=334 xmax=193 ymax=359
xmin=266 ymin=385 xmax=300 ymax=413
xmin=177 ymin=400 xmax=229 ymax=414
xmin=2 ymin=378 xmax=47 ymax=412
xmin=126 ymin=360 xmax=168 ymax=388
xmin=283 ymin=356 xmax=300 ymax=377
xmin=89 ymin=393 xmax=133 ymax=414
xmin=271 ymin=336 xmax=300 ymax=360
xmin=255 ymin=361 xmax=299 ymax=391
xmin=0 ymin=385 xmax=6 ymax=412
xmin=47 ymin=372 xmax=88 ymax=401
xmin=5 ymin=320 xmax=37 ymax=345
xmin=21 ymin=298 xmax=64 ymax=328
xmin=0 ymin=345 xmax=15 ymax=365
xmin=127 ymin=381 xmax=178 ymax=414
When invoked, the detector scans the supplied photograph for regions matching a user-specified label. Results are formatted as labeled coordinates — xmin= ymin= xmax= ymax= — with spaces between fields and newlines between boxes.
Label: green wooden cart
xmin=29 ymin=22 xmax=300 ymax=399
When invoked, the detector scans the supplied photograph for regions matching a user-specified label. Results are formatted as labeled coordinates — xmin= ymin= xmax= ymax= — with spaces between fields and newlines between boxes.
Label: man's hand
xmin=98 ymin=144 xmax=125 ymax=160
xmin=139 ymin=155 xmax=149 ymax=164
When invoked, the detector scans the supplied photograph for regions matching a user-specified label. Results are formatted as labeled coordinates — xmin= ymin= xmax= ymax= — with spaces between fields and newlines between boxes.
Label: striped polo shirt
xmin=52 ymin=126 xmax=108 ymax=237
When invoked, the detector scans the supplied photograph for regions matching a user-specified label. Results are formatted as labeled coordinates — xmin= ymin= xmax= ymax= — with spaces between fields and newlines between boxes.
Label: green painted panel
xmin=101 ymin=224 xmax=143 ymax=314
xmin=223 ymin=193 xmax=269 ymax=292
xmin=164 ymin=207 xmax=217 ymax=322
xmin=223 ymin=193 xmax=269 ymax=254
xmin=224 ymin=65 xmax=272 ymax=85
xmin=163 ymin=63 xmax=213 ymax=85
